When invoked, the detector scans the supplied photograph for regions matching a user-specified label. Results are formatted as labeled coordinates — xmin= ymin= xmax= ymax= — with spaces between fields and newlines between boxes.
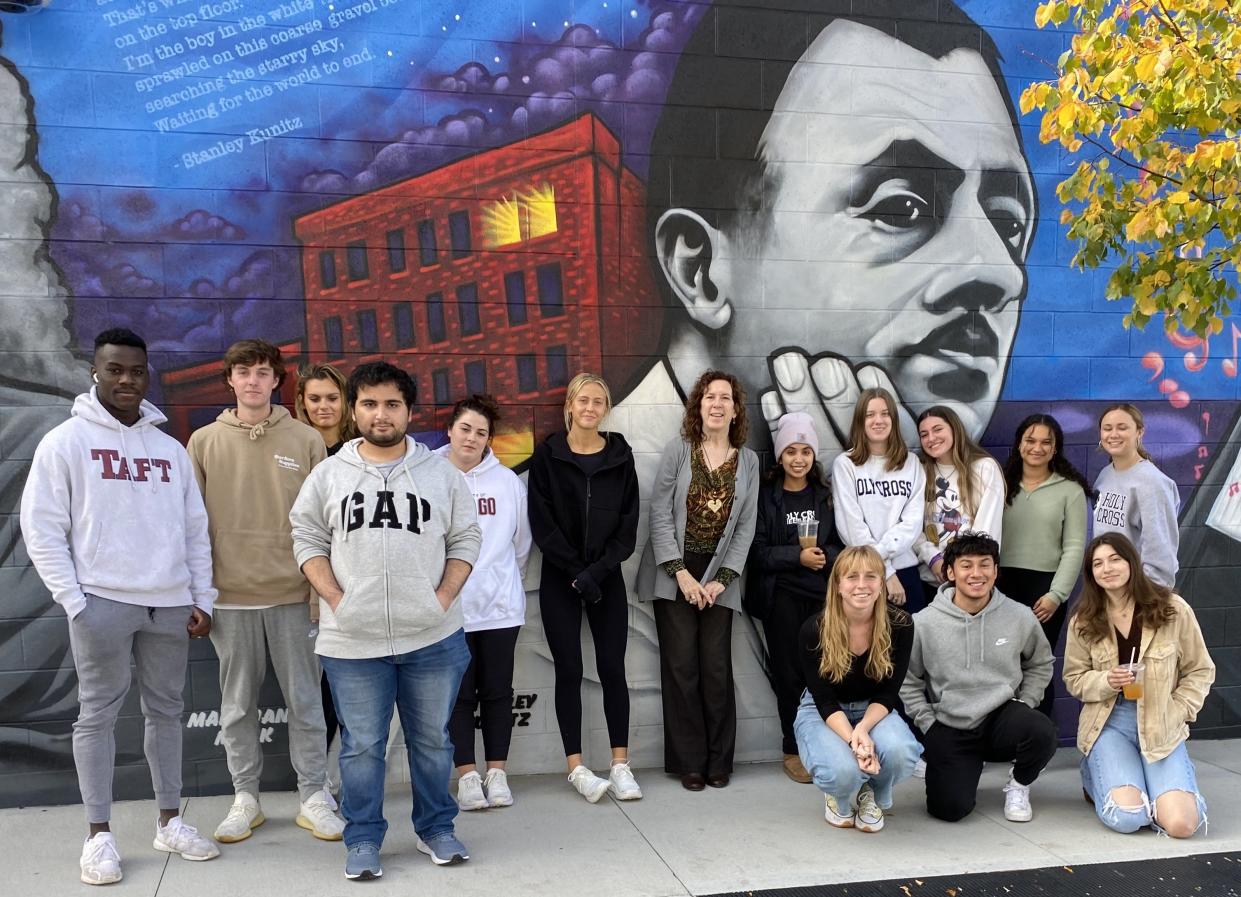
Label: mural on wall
xmin=1 ymin=0 xmax=1238 ymax=806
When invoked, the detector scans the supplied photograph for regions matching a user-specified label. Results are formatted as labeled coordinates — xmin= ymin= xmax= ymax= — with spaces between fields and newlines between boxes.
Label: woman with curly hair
xmin=793 ymin=546 xmax=920 ymax=833
xmin=639 ymin=370 xmax=759 ymax=790
xmin=1064 ymin=533 xmax=1214 ymax=837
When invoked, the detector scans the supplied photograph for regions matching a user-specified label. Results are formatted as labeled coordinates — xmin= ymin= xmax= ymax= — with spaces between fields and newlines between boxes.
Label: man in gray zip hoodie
xmin=900 ymin=533 xmax=1056 ymax=824
xmin=290 ymin=362 xmax=481 ymax=881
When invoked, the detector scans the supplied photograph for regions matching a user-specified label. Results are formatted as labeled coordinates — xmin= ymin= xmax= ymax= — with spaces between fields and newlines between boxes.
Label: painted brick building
xmin=290 ymin=112 xmax=662 ymax=443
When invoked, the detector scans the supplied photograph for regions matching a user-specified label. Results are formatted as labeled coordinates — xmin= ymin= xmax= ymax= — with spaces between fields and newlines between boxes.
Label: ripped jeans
xmin=1081 ymin=698 xmax=1207 ymax=836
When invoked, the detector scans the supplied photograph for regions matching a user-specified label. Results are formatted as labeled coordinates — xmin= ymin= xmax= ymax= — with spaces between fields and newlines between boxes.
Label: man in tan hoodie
xmin=187 ymin=339 xmax=342 ymax=844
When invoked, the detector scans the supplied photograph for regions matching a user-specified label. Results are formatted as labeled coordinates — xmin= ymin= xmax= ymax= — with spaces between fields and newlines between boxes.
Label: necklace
xmin=701 ymin=441 xmax=732 ymax=471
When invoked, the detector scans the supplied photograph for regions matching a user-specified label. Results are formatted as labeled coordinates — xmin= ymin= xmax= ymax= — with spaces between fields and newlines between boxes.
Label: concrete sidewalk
xmin=6 ymin=741 xmax=1241 ymax=897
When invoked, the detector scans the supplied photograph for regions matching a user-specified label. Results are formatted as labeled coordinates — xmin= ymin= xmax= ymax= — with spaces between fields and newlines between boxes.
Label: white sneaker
xmin=214 ymin=792 xmax=265 ymax=843
xmin=913 ymin=758 xmax=927 ymax=779
xmin=823 ymin=794 xmax=855 ymax=828
xmin=456 ymin=771 xmax=489 ymax=811
xmin=80 ymin=832 xmax=123 ymax=885
xmin=567 ymin=765 xmax=611 ymax=803
xmin=484 ymin=768 xmax=513 ymax=808
xmin=296 ymin=789 xmax=345 ymax=840
xmin=1003 ymin=775 xmax=1033 ymax=822
xmin=608 ymin=762 xmax=643 ymax=800
xmin=854 ymin=784 xmax=884 ymax=833
xmin=154 ymin=816 xmax=220 ymax=861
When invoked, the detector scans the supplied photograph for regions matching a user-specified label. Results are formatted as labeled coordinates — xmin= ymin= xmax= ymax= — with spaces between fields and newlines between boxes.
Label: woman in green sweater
xmin=999 ymin=413 xmax=1094 ymax=719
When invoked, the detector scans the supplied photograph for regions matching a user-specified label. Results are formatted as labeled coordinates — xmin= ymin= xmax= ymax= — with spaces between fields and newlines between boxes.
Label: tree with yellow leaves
xmin=1022 ymin=0 xmax=1241 ymax=335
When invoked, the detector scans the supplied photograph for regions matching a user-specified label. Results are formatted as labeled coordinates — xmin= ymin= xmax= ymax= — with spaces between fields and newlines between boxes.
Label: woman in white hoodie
xmin=913 ymin=405 xmax=1005 ymax=608
xmin=831 ymin=388 xmax=926 ymax=610
xmin=438 ymin=395 xmax=532 ymax=811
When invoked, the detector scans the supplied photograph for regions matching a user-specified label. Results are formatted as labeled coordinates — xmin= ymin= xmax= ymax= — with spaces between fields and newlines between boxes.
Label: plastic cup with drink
xmin=1122 ymin=647 xmax=1144 ymax=701
xmin=798 ymin=520 xmax=818 ymax=550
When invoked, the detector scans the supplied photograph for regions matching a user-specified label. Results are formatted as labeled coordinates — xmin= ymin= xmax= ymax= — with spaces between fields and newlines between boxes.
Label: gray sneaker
xmin=345 ymin=843 xmax=382 ymax=881
xmin=416 ymin=832 xmax=470 ymax=866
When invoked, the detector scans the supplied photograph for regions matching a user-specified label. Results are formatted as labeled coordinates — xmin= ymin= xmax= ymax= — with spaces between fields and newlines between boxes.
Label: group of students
xmin=18 ymin=330 xmax=1216 ymax=887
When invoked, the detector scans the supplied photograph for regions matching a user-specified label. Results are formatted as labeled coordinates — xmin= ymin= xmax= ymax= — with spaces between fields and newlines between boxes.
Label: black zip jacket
xmin=528 ymin=431 xmax=640 ymax=594
xmin=745 ymin=477 xmax=843 ymax=619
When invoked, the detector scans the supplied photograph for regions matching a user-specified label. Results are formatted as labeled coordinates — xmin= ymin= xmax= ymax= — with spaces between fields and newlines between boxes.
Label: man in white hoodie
xmin=20 ymin=328 xmax=220 ymax=885
xmin=291 ymin=361 xmax=481 ymax=882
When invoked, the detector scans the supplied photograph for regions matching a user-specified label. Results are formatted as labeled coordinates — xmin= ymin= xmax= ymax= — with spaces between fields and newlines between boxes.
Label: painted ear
xmin=653 ymin=208 xmax=733 ymax=331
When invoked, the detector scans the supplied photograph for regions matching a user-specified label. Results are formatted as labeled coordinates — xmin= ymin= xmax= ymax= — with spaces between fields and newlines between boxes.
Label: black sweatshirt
xmin=747 ymin=478 xmax=843 ymax=618
xmin=527 ymin=430 xmax=640 ymax=593
xmin=799 ymin=607 xmax=914 ymax=719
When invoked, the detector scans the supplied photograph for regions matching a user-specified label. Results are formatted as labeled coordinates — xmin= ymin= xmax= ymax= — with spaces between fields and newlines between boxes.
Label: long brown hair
xmin=817 ymin=546 xmax=904 ymax=683
xmin=916 ymin=405 xmax=997 ymax=520
xmin=1072 ymin=532 xmax=1175 ymax=645
xmin=846 ymin=387 xmax=906 ymax=471
xmin=681 ymin=369 xmax=749 ymax=448
xmin=1098 ymin=402 xmax=1153 ymax=462
xmin=295 ymin=362 xmax=357 ymax=441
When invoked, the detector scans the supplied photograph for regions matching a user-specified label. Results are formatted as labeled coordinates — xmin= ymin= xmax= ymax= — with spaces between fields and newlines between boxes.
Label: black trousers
xmin=540 ymin=568 xmax=630 ymax=756
xmin=763 ymin=591 xmax=823 ymax=755
xmin=448 ymin=626 xmax=521 ymax=767
xmin=922 ymin=700 xmax=1058 ymax=822
xmin=997 ymin=567 xmax=1068 ymax=720
xmin=653 ymin=551 xmax=736 ymax=777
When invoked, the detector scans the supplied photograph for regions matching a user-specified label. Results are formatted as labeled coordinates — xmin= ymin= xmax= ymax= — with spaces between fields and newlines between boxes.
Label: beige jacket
xmin=187 ymin=405 xmax=326 ymax=607
xmin=1063 ymin=594 xmax=1215 ymax=762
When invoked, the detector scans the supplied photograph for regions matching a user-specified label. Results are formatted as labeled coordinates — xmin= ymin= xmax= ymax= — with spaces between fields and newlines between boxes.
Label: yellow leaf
xmin=1167 ymin=191 xmax=1190 ymax=204
xmin=1135 ymin=53 xmax=1158 ymax=82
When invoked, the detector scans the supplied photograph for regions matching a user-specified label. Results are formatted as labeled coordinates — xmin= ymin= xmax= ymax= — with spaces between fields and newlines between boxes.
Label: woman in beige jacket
xmin=1064 ymin=533 xmax=1214 ymax=837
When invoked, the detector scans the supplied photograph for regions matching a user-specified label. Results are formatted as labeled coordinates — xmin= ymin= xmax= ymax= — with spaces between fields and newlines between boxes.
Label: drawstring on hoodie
xmin=247 ymin=418 xmax=270 ymax=441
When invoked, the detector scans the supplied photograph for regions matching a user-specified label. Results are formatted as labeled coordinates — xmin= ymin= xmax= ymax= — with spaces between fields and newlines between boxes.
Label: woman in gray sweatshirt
xmin=1093 ymin=404 xmax=1180 ymax=588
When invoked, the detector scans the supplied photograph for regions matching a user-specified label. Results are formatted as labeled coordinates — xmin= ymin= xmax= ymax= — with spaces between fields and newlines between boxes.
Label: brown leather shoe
xmin=783 ymin=754 xmax=812 ymax=784
xmin=706 ymin=773 xmax=730 ymax=788
xmin=681 ymin=773 xmax=706 ymax=791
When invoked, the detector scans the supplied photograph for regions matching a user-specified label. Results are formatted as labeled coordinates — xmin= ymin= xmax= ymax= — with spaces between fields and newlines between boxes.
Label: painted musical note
xmin=1168 ymin=328 xmax=1210 ymax=372
xmin=1141 ymin=352 xmax=1165 ymax=381
xmin=1198 ymin=445 xmax=1209 ymax=459
xmin=1223 ymin=324 xmax=1240 ymax=378
xmin=1194 ymin=464 xmax=1204 ymax=481
xmin=1230 ymin=481 xmax=1240 ymax=498
xmin=1203 ymin=411 xmax=1211 ymax=436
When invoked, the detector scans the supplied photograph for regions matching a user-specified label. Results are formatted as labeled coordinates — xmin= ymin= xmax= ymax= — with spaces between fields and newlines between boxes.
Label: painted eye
xmin=856 ymin=191 xmax=931 ymax=229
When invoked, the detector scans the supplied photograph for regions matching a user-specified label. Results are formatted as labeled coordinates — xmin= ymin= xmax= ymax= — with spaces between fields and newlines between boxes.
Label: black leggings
xmin=997 ymin=567 xmax=1068 ymax=720
xmin=540 ymin=568 xmax=630 ymax=756
xmin=448 ymin=626 xmax=521 ymax=767
xmin=762 ymin=591 xmax=823 ymax=755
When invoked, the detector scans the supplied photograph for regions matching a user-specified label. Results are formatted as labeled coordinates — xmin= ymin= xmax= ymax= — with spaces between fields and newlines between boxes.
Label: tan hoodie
xmin=187 ymin=405 xmax=326 ymax=607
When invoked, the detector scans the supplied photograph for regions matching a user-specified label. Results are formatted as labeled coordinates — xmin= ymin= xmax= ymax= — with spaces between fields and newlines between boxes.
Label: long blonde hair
xmin=563 ymin=372 xmax=612 ymax=430
xmin=818 ymin=546 xmax=896 ymax=683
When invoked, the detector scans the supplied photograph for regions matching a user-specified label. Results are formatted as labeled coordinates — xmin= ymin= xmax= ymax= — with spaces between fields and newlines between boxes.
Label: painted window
xmin=346 ymin=240 xmax=369 ymax=281
xmin=357 ymin=309 xmax=378 ymax=353
xmin=457 ymin=283 xmax=481 ymax=336
xmin=324 ymin=316 xmax=343 ymax=356
xmin=386 ymin=229 xmax=406 ymax=273
xmin=394 ymin=302 xmax=415 ymax=349
xmin=537 ymin=262 xmax=564 ymax=317
xmin=449 ymin=210 xmax=472 ymax=259
xmin=432 ymin=368 xmax=451 ymax=405
xmin=417 ymin=219 xmax=437 ymax=266
xmin=546 ymin=345 xmax=568 ymax=388
xmin=516 ymin=354 xmax=538 ymax=393
xmin=319 ymin=251 xmax=337 ymax=289
xmin=427 ymin=292 xmax=447 ymax=343
xmin=465 ymin=360 xmax=486 ymax=396
xmin=504 ymin=271 xmax=528 ymax=325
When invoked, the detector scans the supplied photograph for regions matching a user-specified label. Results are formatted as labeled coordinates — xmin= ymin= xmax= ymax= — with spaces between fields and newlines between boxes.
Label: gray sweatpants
xmin=68 ymin=594 xmax=190 ymax=824
xmin=210 ymin=603 xmax=326 ymax=801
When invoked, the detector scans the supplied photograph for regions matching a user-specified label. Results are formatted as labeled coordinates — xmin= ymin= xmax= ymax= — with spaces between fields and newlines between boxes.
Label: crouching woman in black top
xmin=793 ymin=546 xmax=920 ymax=832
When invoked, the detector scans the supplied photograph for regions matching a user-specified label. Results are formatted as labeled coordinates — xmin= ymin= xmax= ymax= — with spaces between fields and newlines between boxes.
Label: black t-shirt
xmin=799 ymin=608 xmax=914 ymax=719
xmin=775 ymin=485 xmax=829 ymax=602
xmin=1116 ymin=623 xmax=1142 ymax=670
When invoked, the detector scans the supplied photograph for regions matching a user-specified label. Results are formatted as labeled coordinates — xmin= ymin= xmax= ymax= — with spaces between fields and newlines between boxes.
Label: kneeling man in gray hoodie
xmin=900 ymin=533 xmax=1056 ymax=823
xmin=291 ymin=361 xmax=481 ymax=881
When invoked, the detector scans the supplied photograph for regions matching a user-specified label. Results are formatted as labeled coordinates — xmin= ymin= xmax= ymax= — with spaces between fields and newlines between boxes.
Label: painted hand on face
xmin=758 ymin=351 xmax=919 ymax=467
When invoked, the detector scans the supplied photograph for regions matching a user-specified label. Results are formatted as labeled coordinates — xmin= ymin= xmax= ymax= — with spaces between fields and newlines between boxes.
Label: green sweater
xmin=999 ymin=473 xmax=1088 ymax=605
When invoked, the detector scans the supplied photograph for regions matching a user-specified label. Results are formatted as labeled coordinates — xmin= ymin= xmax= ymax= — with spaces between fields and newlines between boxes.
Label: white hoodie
xmin=914 ymin=456 xmax=1006 ymax=584
xmin=832 ymin=452 xmax=926 ymax=577
xmin=435 ymin=445 xmax=531 ymax=631
xmin=19 ymin=389 xmax=216 ymax=619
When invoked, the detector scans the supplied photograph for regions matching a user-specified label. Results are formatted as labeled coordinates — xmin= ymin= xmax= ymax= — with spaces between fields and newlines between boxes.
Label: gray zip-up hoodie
xmin=290 ymin=436 xmax=481 ymax=660
xmin=900 ymin=585 xmax=1054 ymax=733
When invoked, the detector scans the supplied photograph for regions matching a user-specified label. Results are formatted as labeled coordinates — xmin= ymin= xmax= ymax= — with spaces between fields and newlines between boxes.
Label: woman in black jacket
xmin=749 ymin=412 xmax=842 ymax=783
xmin=527 ymin=372 xmax=642 ymax=803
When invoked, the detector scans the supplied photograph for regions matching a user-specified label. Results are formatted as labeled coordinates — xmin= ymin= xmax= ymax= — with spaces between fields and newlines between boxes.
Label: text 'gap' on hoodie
xmin=290 ymin=436 xmax=482 ymax=660
xmin=20 ymin=388 xmax=216 ymax=618
xmin=435 ymin=444 xmax=532 ymax=632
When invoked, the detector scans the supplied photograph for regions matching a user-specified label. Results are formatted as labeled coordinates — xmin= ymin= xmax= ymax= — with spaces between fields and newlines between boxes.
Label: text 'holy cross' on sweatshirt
xmin=831 ymin=452 xmax=925 ymax=577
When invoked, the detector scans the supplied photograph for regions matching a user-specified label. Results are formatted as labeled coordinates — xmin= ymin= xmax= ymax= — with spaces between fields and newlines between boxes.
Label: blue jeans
xmin=793 ymin=692 xmax=922 ymax=810
xmin=1081 ymin=698 xmax=1207 ymax=835
xmin=321 ymin=629 xmax=470 ymax=848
